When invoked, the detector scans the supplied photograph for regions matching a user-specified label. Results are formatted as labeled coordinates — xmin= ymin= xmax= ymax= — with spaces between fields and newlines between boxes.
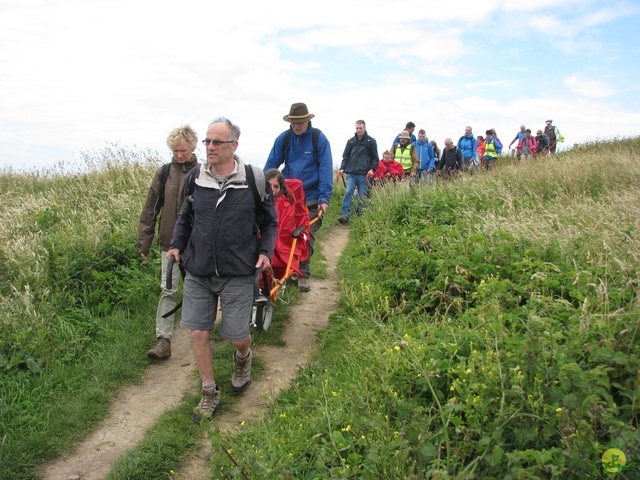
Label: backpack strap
xmin=312 ymin=128 xmax=320 ymax=158
xmin=153 ymin=163 xmax=172 ymax=219
xmin=185 ymin=164 xmax=264 ymax=198
xmin=184 ymin=164 xmax=265 ymax=221
xmin=282 ymin=128 xmax=321 ymax=165
xmin=282 ymin=130 xmax=292 ymax=163
xmin=244 ymin=164 xmax=266 ymax=212
xmin=184 ymin=164 xmax=200 ymax=198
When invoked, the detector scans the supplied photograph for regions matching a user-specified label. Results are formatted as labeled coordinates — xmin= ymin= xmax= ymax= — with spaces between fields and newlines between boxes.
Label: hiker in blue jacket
xmin=415 ymin=129 xmax=435 ymax=182
xmin=391 ymin=121 xmax=417 ymax=147
xmin=458 ymin=125 xmax=478 ymax=169
xmin=264 ymin=102 xmax=333 ymax=292
xmin=457 ymin=126 xmax=478 ymax=170
xmin=508 ymin=124 xmax=527 ymax=159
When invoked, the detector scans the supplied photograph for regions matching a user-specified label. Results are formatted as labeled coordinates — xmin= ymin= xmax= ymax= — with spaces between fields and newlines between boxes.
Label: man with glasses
xmin=168 ymin=117 xmax=277 ymax=422
xmin=264 ymin=103 xmax=333 ymax=292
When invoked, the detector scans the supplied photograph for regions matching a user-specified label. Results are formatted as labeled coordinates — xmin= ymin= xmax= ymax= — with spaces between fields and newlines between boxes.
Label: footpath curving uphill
xmin=41 ymin=226 xmax=350 ymax=480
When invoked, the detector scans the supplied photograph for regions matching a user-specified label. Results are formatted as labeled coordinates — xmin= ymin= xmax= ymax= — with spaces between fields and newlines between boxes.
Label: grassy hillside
xmin=0 ymin=146 xmax=165 ymax=479
xmin=1 ymin=139 xmax=639 ymax=479
xmin=207 ymin=140 xmax=640 ymax=479
xmin=0 ymin=145 xmax=311 ymax=480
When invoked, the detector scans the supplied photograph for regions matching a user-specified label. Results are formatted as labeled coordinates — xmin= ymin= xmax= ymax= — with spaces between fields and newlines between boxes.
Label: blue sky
xmin=1 ymin=0 xmax=639 ymax=173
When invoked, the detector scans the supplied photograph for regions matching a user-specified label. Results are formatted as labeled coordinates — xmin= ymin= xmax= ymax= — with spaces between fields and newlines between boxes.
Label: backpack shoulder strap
xmin=184 ymin=164 xmax=200 ymax=198
xmin=283 ymin=128 xmax=321 ymax=165
xmin=244 ymin=164 xmax=266 ymax=216
xmin=312 ymin=128 xmax=321 ymax=158
xmin=282 ymin=129 xmax=293 ymax=164
xmin=157 ymin=162 xmax=172 ymax=209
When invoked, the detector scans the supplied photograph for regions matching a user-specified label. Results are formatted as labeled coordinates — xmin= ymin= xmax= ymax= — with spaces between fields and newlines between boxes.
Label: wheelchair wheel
xmin=252 ymin=301 xmax=274 ymax=331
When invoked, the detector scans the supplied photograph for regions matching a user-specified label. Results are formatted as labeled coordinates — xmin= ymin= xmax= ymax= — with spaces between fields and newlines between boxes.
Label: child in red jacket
xmin=373 ymin=150 xmax=404 ymax=184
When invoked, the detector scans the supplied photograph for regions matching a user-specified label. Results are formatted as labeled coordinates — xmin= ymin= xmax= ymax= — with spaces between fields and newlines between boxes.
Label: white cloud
xmin=565 ymin=76 xmax=615 ymax=98
xmin=0 ymin=0 xmax=639 ymax=172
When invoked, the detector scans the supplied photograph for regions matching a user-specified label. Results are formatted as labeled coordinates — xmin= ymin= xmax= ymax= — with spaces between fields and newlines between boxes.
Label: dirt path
xmin=41 ymin=226 xmax=349 ymax=480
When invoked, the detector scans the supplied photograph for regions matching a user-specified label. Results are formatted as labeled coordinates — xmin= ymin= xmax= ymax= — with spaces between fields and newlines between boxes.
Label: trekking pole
xmin=309 ymin=208 xmax=323 ymax=228
xmin=162 ymin=253 xmax=185 ymax=319
xmin=166 ymin=255 xmax=175 ymax=290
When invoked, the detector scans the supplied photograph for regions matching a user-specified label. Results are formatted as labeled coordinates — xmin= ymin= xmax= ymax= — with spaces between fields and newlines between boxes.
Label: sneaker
xmin=338 ymin=215 xmax=349 ymax=225
xmin=298 ymin=277 xmax=311 ymax=292
xmin=147 ymin=336 xmax=171 ymax=360
xmin=231 ymin=350 xmax=252 ymax=393
xmin=192 ymin=386 xmax=220 ymax=422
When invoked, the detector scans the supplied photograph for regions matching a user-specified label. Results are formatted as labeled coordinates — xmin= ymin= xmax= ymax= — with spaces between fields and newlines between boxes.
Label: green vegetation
xmin=208 ymin=140 xmax=640 ymax=478
xmin=0 ymin=145 xmax=321 ymax=480
xmin=0 ymin=146 xmax=163 ymax=479
xmin=1 ymin=139 xmax=639 ymax=479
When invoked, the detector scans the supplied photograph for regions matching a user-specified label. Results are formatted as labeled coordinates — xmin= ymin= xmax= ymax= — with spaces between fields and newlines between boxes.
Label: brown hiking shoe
xmin=231 ymin=350 xmax=252 ymax=393
xmin=192 ymin=386 xmax=221 ymax=422
xmin=147 ymin=337 xmax=171 ymax=360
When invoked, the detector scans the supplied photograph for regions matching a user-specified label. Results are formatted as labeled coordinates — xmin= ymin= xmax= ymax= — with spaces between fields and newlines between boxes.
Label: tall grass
xmin=0 ymin=146 xmax=165 ymax=479
xmin=207 ymin=138 xmax=640 ymax=478
xmin=0 ymin=144 xmax=323 ymax=479
xmin=2 ymin=139 xmax=639 ymax=479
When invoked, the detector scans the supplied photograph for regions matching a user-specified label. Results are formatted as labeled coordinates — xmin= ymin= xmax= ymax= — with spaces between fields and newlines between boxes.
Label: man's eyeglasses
xmin=202 ymin=139 xmax=235 ymax=146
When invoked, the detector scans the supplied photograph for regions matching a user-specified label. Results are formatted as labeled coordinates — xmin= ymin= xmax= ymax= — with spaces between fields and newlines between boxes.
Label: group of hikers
xmin=137 ymin=103 xmax=333 ymax=422
xmin=136 ymin=102 xmax=563 ymax=422
xmin=382 ymin=119 xmax=564 ymax=181
xmin=335 ymin=118 xmax=563 ymax=224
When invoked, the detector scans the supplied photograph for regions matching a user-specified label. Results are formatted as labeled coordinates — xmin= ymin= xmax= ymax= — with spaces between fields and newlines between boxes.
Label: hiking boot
xmin=298 ymin=277 xmax=311 ymax=292
xmin=192 ymin=386 xmax=220 ymax=422
xmin=338 ymin=215 xmax=349 ymax=225
xmin=147 ymin=337 xmax=171 ymax=360
xmin=231 ymin=350 xmax=252 ymax=393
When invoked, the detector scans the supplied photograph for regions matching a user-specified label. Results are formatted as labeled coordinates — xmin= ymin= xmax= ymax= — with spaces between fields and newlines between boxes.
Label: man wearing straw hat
xmin=391 ymin=130 xmax=419 ymax=178
xmin=264 ymin=102 xmax=333 ymax=292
